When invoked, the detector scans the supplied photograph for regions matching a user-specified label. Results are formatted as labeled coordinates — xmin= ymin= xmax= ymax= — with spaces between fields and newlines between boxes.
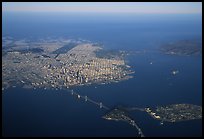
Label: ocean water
xmin=2 ymin=13 xmax=202 ymax=137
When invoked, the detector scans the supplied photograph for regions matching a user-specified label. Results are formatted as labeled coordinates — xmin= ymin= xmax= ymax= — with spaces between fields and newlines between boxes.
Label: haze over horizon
xmin=2 ymin=2 xmax=202 ymax=14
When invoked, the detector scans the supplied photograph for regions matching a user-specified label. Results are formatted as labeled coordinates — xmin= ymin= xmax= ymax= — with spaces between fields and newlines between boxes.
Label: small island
xmin=102 ymin=107 xmax=145 ymax=137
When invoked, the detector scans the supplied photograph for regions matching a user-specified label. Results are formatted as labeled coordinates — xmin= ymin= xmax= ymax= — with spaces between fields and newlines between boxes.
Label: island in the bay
xmin=103 ymin=104 xmax=202 ymax=124
xmin=70 ymin=90 xmax=202 ymax=137
xmin=2 ymin=37 xmax=134 ymax=90
xmin=102 ymin=104 xmax=202 ymax=137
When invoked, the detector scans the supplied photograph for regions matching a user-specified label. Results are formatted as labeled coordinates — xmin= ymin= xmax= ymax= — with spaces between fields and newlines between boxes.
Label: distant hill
xmin=160 ymin=40 xmax=202 ymax=56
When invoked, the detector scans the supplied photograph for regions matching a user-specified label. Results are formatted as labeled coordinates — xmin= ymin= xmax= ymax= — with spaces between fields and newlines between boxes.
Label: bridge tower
xmin=99 ymin=102 xmax=103 ymax=108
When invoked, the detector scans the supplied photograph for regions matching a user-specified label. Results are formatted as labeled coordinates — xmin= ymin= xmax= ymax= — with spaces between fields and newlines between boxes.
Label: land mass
xmin=145 ymin=104 xmax=202 ymax=122
xmin=2 ymin=37 xmax=134 ymax=90
xmin=160 ymin=40 xmax=202 ymax=56
xmin=102 ymin=104 xmax=202 ymax=136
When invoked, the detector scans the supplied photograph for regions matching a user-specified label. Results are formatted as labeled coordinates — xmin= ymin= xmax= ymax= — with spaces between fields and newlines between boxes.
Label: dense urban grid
xmin=2 ymin=37 xmax=134 ymax=90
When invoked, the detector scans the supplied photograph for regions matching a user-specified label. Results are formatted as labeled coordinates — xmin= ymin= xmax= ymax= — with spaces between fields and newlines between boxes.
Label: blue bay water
xmin=2 ymin=13 xmax=202 ymax=137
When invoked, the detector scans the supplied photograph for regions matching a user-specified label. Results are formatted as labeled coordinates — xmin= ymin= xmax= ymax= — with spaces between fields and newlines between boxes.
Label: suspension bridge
xmin=69 ymin=89 xmax=145 ymax=137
